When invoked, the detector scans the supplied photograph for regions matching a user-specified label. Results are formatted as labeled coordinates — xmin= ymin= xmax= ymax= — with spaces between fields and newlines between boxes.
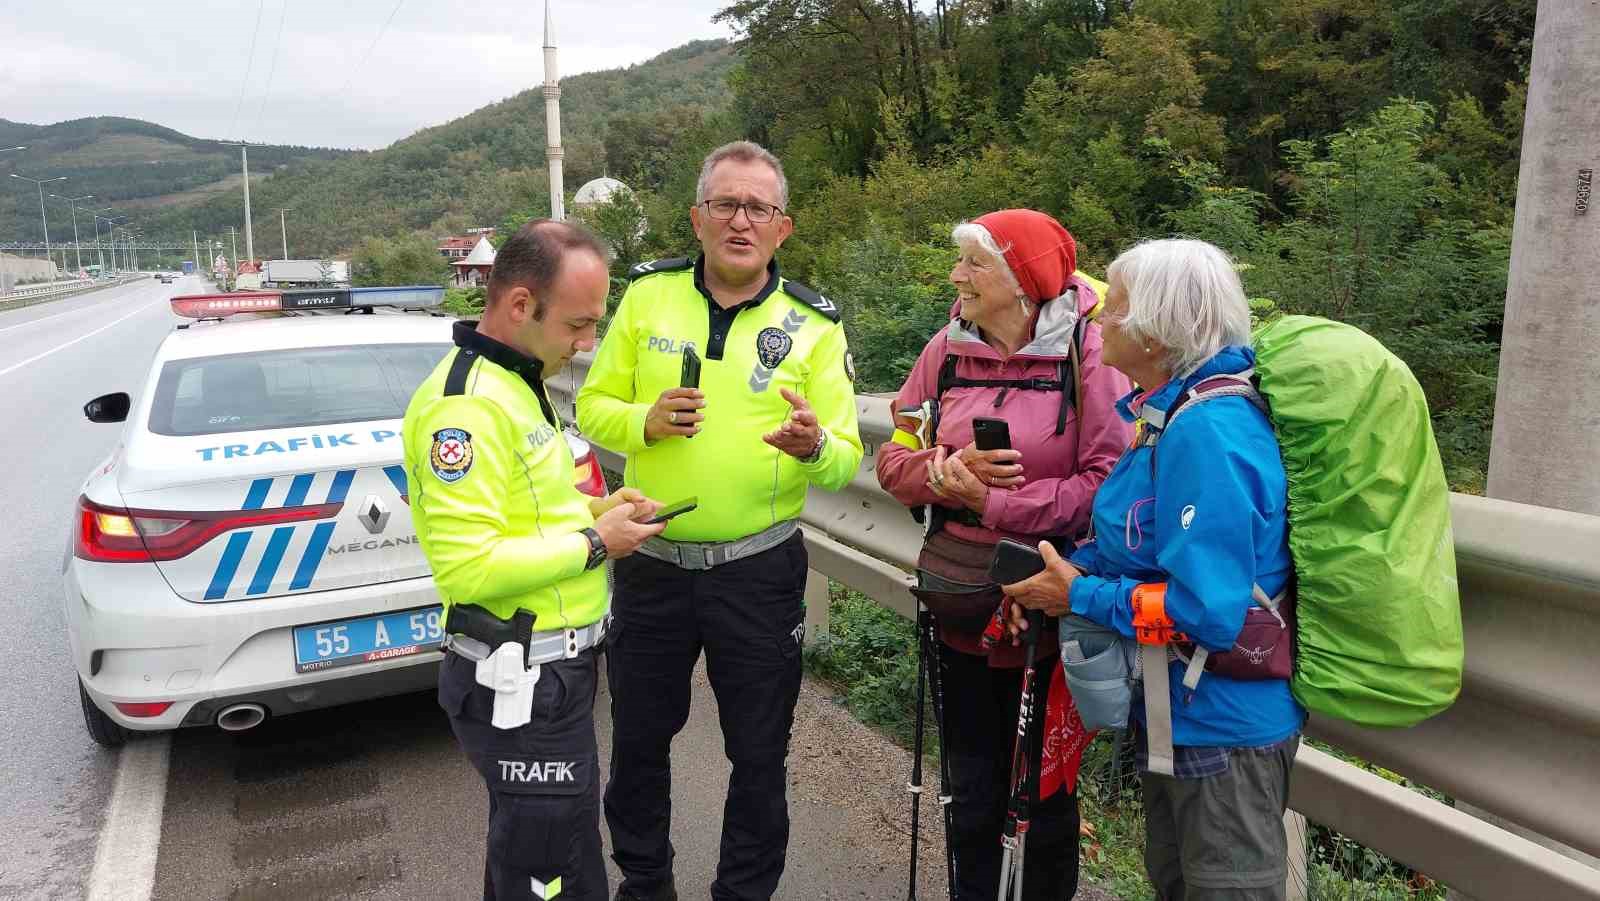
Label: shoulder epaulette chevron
xmin=627 ymin=257 xmax=692 ymax=280
xmin=781 ymin=279 xmax=840 ymax=323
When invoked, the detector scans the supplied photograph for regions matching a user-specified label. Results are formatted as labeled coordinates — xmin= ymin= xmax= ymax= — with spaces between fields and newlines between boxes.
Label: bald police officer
xmin=578 ymin=141 xmax=864 ymax=901
xmin=405 ymin=220 xmax=667 ymax=901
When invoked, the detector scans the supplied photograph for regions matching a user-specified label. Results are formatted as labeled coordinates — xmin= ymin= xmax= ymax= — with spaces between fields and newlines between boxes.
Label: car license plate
xmin=293 ymin=605 xmax=444 ymax=673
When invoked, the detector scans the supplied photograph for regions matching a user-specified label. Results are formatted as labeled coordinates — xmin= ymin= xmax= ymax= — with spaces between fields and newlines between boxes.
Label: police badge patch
xmin=430 ymin=428 xmax=474 ymax=482
xmin=756 ymin=327 xmax=793 ymax=370
xmin=844 ymin=351 xmax=857 ymax=382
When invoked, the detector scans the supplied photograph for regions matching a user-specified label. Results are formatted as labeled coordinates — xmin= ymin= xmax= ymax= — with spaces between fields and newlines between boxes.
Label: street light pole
xmin=226 ymin=226 xmax=239 ymax=274
xmin=51 ymin=193 xmax=94 ymax=275
xmin=223 ymin=142 xmax=256 ymax=262
xmin=108 ymin=218 xmax=127 ymax=273
xmin=9 ymin=172 xmax=67 ymax=275
xmin=92 ymin=208 xmax=114 ymax=275
xmin=276 ymin=208 xmax=293 ymax=260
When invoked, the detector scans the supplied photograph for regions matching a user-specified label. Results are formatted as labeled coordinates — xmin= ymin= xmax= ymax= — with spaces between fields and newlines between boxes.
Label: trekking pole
xmin=907 ymin=603 xmax=930 ymax=900
xmin=925 ymin=611 xmax=958 ymax=899
xmin=997 ymin=608 xmax=1047 ymax=901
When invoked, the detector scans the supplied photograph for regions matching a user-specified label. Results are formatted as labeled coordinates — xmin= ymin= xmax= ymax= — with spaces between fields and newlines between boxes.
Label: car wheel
xmin=79 ymin=678 xmax=130 ymax=748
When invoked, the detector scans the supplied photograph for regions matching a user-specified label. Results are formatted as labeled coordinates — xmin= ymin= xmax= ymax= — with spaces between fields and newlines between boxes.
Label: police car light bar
xmin=170 ymin=286 xmax=444 ymax=319
xmin=169 ymin=292 xmax=282 ymax=318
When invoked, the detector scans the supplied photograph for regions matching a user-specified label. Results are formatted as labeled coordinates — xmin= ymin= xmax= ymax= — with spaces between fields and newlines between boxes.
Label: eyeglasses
xmin=700 ymin=199 xmax=783 ymax=224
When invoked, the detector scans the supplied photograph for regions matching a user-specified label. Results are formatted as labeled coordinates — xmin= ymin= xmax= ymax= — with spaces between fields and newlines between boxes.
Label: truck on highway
xmin=262 ymin=259 xmax=350 ymax=288
xmin=181 ymin=261 xmax=195 ymax=275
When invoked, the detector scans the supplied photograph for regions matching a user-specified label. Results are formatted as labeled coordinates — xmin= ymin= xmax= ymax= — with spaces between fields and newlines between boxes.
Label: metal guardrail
xmin=4 ymin=278 xmax=95 ymax=298
xmin=0 ymin=275 xmax=146 ymax=310
xmin=547 ymin=352 xmax=1600 ymax=898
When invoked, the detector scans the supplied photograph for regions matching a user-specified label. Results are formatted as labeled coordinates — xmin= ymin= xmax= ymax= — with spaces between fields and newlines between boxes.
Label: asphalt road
xmin=0 ymin=280 xmax=984 ymax=901
xmin=0 ymin=276 xmax=187 ymax=900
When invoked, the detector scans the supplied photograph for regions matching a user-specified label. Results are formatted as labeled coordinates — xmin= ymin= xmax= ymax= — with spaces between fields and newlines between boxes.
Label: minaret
xmin=543 ymin=0 xmax=565 ymax=221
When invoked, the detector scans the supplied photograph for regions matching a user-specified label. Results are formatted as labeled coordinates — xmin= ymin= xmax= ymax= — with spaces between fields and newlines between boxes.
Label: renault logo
xmin=358 ymin=495 xmax=391 ymax=534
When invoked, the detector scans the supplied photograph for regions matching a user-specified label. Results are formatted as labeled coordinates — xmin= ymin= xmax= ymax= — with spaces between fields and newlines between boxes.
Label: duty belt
xmin=638 ymin=519 xmax=798 ymax=571
xmin=443 ymin=605 xmax=611 ymax=666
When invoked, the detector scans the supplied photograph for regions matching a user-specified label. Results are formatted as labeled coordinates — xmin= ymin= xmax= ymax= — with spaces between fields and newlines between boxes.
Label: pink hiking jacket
xmin=876 ymin=277 xmax=1133 ymax=655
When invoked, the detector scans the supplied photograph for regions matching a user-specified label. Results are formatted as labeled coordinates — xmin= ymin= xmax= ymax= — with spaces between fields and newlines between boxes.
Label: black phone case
xmin=681 ymin=347 xmax=701 ymax=388
xmin=972 ymin=417 xmax=1011 ymax=451
xmin=646 ymin=499 xmax=698 ymax=524
xmin=988 ymin=538 xmax=1046 ymax=585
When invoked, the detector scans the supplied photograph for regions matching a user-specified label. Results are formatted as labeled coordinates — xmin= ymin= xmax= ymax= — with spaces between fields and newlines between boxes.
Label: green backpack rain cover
xmin=1252 ymin=315 xmax=1463 ymax=727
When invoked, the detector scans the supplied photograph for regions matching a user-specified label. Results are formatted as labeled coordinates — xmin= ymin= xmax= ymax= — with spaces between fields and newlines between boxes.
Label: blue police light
xmin=347 ymin=286 xmax=446 ymax=309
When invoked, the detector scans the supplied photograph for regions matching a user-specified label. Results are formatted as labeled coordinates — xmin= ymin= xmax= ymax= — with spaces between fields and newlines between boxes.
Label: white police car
xmin=67 ymin=286 xmax=607 ymax=746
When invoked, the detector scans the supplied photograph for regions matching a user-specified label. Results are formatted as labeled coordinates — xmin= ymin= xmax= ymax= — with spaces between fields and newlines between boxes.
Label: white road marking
xmin=0 ymin=294 xmax=168 ymax=379
xmin=0 ymin=285 xmax=151 ymax=334
xmin=86 ymin=734 xmax=171 ymax=901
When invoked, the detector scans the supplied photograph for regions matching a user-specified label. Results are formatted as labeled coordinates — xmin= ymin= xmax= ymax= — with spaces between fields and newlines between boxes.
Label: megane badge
xmin=358 ymin=495 xmax=391 ymax=534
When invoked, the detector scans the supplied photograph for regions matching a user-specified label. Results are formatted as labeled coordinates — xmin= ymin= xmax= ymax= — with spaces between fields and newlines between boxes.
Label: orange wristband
xmin=1131 ymin=582 xmax=1185 ymax=645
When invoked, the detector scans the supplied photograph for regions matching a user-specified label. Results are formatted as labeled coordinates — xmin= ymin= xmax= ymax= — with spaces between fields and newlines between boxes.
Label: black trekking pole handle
xmin=1021 ymin=608 xmax=1045 ymax=647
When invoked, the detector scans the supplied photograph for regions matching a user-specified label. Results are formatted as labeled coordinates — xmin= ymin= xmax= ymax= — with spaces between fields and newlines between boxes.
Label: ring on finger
xmin=668 ymin=411 xmax=678 ymax=425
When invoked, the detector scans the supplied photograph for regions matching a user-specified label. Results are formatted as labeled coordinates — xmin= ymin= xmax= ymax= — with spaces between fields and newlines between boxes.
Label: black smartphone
xmin=644 ymin=496 xmax=698 ymax=525
xmin=988 ymin=537 xmax=1046 ymax=585
xmin=972 ymin=416 xmax=1012 ymax=451
xmin=681 ymin=345 xmax=702 ymax=389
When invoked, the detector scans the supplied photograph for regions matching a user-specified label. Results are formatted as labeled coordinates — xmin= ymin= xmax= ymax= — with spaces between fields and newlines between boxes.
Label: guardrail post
xmin=803 ymin=569 xmax=830 ymax=644
xmin=1284 ymin=808 xmax=1309 ymax=901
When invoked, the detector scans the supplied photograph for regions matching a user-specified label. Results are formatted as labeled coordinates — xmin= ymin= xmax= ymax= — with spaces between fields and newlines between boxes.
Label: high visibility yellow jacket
xmin=577 ymin=256 xmax=864 ymax=543
xmin=404 ymin=321 xmax=605 ymax=629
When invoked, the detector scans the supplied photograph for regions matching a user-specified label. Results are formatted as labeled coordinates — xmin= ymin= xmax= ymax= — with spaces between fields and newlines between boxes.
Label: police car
xmin=67 ymin=286 xmax=607 ymax=746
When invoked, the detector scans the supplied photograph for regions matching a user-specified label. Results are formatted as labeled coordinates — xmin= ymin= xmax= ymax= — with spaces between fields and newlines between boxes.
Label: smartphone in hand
xmin=988 ymin=537 xmax=1045 ymax=585
xmin=644 ymin=496 xmax=698 ymax=525
xmin=681 ymin=345 xmax=702 ymax=389
xmin=972 ymin=416 xmax=1012 ymax=451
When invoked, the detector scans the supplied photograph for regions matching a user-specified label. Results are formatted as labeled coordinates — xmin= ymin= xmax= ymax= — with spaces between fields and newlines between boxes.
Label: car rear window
xmin=149 ymin=343 xmax=451 ymax=436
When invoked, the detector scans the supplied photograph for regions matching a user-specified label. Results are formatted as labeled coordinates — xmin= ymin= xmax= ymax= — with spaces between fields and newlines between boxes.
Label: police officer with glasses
xmin=578 ymin=141 xmax=864 ymax=901
xmin=405 ymin=220 xmax=666 ymax=901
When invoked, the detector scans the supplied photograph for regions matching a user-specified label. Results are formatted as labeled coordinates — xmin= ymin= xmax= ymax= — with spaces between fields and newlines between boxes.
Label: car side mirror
xmin=84 ymin=392 xmax=131 ymax=424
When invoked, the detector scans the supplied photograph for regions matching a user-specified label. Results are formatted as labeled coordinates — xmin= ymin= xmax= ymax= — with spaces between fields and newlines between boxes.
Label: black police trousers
xmin=937 ymin=646 xmax=1081 ymax=901
xmin=605 ymin=531 xmax=807 ymax=901
xmin=439 ymin=648 xmax=607 ymax=901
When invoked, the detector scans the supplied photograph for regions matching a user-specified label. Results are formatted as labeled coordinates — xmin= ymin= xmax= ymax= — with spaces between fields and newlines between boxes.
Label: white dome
xmin=574 ymin=177 xmax=632 ymax=207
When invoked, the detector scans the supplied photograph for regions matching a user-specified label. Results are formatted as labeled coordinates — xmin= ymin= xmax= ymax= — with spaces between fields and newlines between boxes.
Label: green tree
xmin=575 ymin=189 xmax=650 ymax=275
xmin=351 ymin=235 xmax=450 ymax=287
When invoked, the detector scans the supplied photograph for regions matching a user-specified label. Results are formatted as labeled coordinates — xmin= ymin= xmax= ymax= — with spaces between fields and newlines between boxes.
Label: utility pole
xmin=1488 ymin=0 xmax=1600 ymax=516
xmin=226 ymin=226 xmax=239 ymax=274
xmin=51 ymin=193 xmax=93 ymax=275
xmin=276 ymin=208 xmax=293 ymax=259
xmin=223 ymin=142 xmax=256 ymax=261
xmin=193 ymin=230 xmax=201 ymax=277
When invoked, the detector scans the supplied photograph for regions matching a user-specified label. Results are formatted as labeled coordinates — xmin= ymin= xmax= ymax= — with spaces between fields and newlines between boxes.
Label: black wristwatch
xmin=581 ymin=527 xmax=608 ymax=570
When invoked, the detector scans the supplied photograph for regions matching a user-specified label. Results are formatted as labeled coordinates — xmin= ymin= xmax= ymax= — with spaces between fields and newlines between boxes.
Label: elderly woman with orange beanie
xmin=876 ymin=209 xmax=1132 ymax=899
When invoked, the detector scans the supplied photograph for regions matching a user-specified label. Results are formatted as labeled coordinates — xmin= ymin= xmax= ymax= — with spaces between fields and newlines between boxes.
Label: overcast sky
xmin=1 ymin=1 xmax=733 ymax=150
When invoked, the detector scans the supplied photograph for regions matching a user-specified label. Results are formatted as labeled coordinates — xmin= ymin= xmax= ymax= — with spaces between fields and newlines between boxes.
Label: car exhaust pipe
xmin=216 ymin=703 xmax=267 ymax=732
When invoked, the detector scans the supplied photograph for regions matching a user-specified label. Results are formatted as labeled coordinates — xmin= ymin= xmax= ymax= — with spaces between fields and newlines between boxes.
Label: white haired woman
xmin=1003 ymin=238 xmax=1305 ymax=900
xmin=876 ymin=209 xmax=1132 ymax=900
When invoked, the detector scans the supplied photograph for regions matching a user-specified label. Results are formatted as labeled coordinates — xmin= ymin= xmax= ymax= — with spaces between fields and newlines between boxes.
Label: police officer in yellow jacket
xmin=577 ymin=142 xmax=864 ymax=901
xmin=405 ymin=220 xmax=667 ymax=901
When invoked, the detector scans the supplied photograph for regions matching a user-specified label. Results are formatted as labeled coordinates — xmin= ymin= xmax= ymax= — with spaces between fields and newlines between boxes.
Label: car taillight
xmin=74 ymin=495 xmax=343 ymax=563
xmin=113 ymin=701 xmax=173 ymax=717
xmin=573 ymin=452 xmax=607 ymax=498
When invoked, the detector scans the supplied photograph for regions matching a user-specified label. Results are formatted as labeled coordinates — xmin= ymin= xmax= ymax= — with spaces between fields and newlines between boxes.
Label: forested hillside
xmin=0 ymin=117 xmax=350 ymax=237
xmin=579 ymin=0 xmax=1528 ymax=491
xmin=134 ymin=40 xmax=738 ymax=256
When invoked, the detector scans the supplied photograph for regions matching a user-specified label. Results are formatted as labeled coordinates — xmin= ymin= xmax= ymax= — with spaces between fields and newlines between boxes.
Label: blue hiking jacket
xmin=1067 ymin=346 xmax=1306 ymax=748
